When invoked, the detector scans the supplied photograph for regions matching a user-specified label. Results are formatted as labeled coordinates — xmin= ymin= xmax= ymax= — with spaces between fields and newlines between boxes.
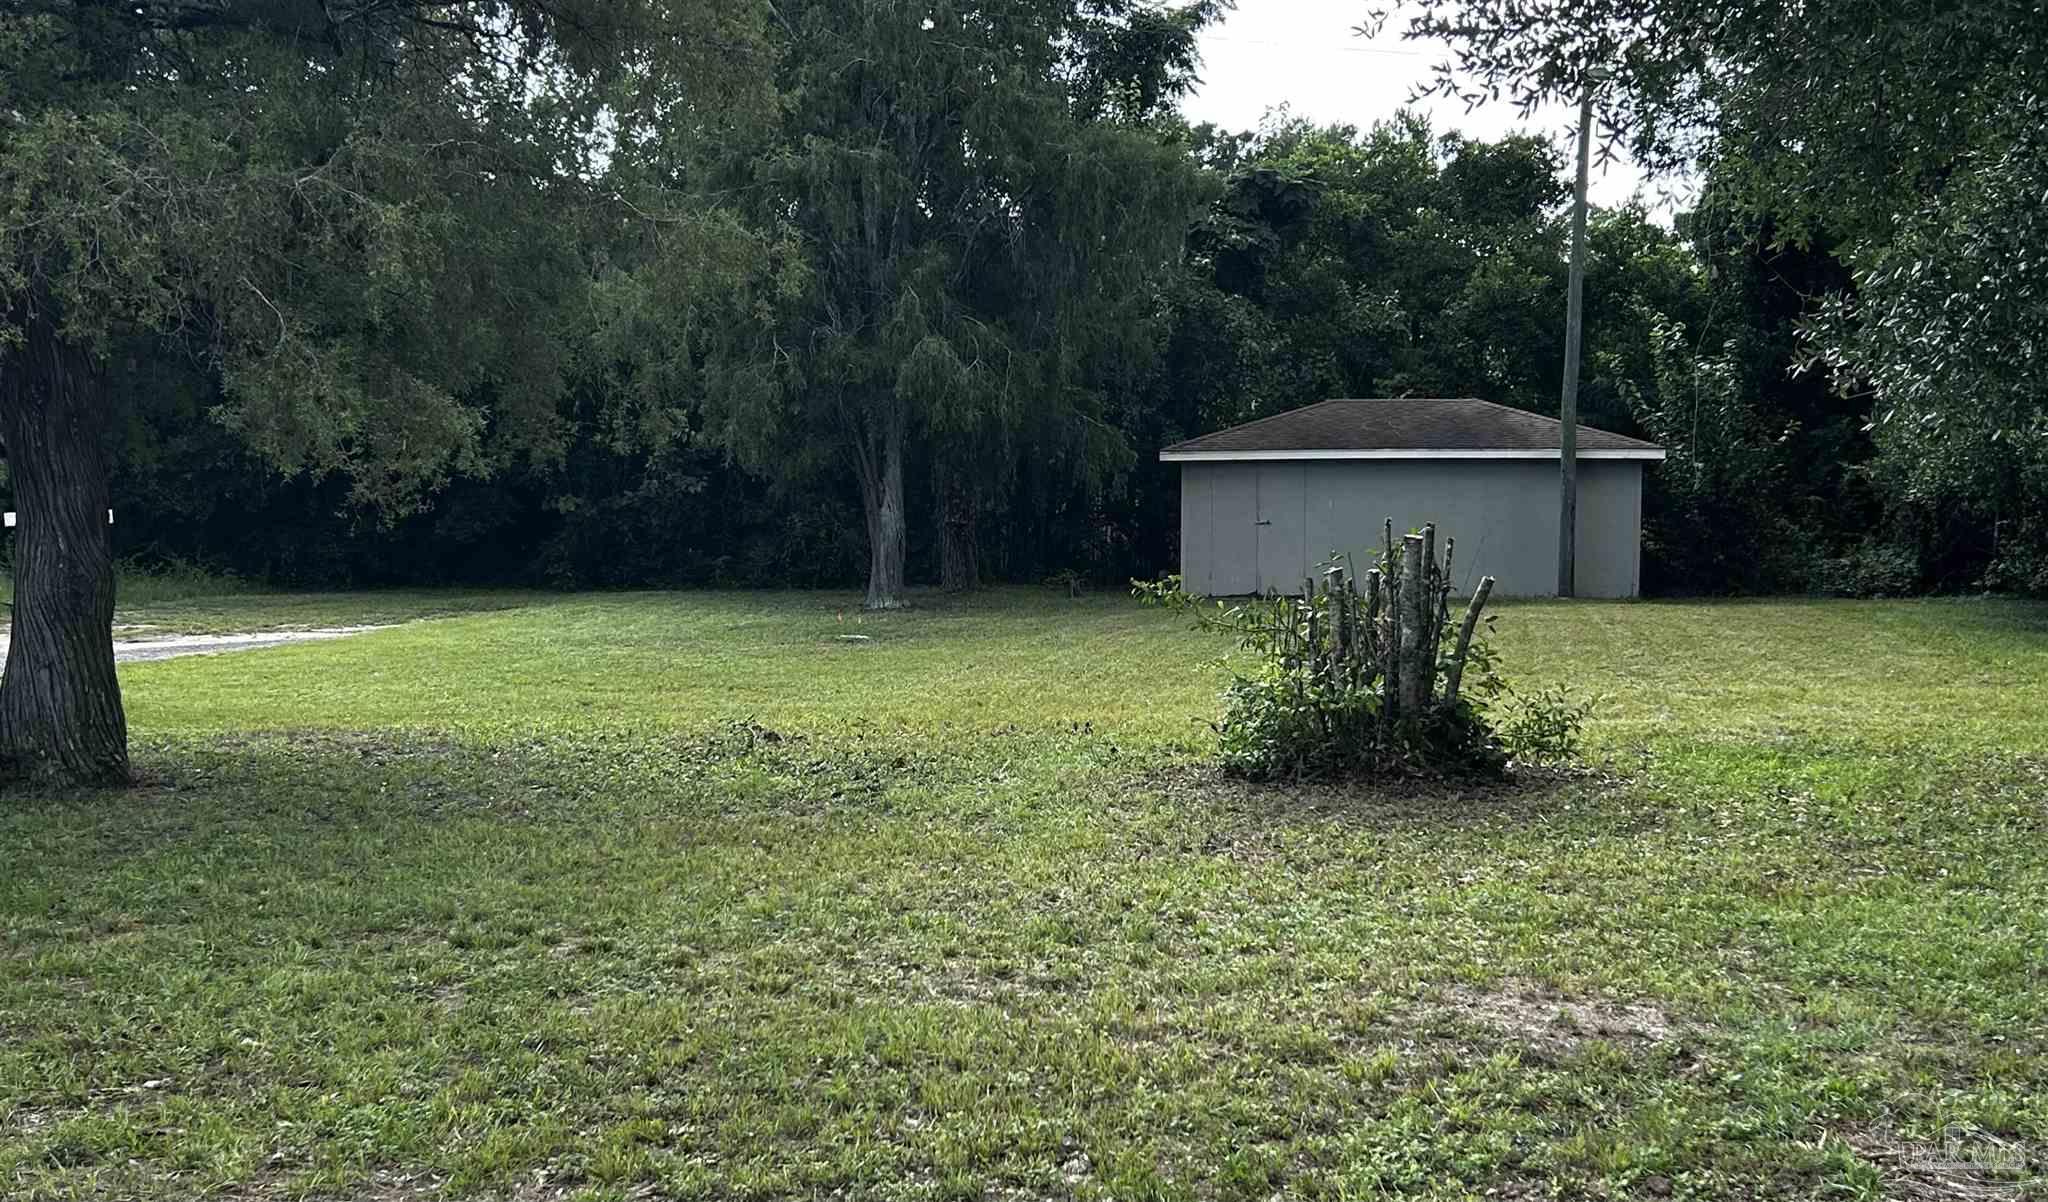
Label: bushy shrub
xmin=1209 ymin=660 xmax=1505 ymax=780
xmin=1984 ymin=540 xmax=2048 ymax=596
xmin=1139 ymin=523 xmax=1584 ymax=781
xmin=1492 ymin=685 xmax=1596 ymax=766
xmin=1818 ymin=539 xmax=1921 ymax=597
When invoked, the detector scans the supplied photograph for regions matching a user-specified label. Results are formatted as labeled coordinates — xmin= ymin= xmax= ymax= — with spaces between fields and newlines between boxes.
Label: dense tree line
xmin=7 ymin=0 xmax=2046 ymax=783
xmin=1385 ymin=0 xmax=2048 ymax=594
xmin=84 ymin=112 xmax=1930 ymax=599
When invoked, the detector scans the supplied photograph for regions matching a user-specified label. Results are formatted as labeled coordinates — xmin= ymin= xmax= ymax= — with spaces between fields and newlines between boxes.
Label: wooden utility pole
xmin=1557 ymin=75 xmax=1597 ymax=598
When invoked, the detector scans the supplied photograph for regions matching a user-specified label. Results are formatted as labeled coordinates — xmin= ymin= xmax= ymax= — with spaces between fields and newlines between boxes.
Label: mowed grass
xmin=2 ymin=589 xmax=2045 ymax=1201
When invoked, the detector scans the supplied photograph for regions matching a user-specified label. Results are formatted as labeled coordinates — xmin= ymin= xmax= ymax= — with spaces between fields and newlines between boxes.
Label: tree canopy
xmin=0 ymin=0 xmax=767 ymax=781
xmin=677 ymin=0 xmax=1216 ymax=607
xmin=1378 ymin=0 xmax=2048 ymax=588
xmin=4 ymin=0 xmax=769 ymax=505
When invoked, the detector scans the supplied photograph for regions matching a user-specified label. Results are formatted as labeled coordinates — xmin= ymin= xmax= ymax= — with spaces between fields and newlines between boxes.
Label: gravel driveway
xmin=0 ymin=626 xmax=389 ymax=665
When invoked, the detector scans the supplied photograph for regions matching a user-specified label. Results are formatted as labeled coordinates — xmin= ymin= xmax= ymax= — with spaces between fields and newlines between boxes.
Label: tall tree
xmin=697 ymin=0 xmax=1215 ymax=609
xmin=1376 ymin=0 xmax=2048 ymax=589
xmin=1161 ymin=116 xmax=1597 ymax=430
xmin=0 ymin=0 xmax=765 ymax=783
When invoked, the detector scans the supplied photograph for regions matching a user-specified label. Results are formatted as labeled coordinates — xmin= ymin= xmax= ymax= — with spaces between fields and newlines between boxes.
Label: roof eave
xmin=1159 ymin=448 xmax=1668 ymax=463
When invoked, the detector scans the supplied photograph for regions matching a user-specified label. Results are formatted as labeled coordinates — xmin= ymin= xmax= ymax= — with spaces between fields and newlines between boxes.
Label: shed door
xmin=1255 ymin=463 xmax=1307 ymax=594
xmin=1207 ymin=466 xmax=1258 ymax=595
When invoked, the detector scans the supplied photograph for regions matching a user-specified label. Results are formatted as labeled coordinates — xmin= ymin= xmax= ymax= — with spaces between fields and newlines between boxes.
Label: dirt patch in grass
xmin=1163 ymin=762 xmax=1614 ymax=830
xmin=2 ymin=1104 xmax=59 ymax=1138
xmin=216 ymin=1166 xmax=453 ymax=1202
xmin=1841 ymin=1124 xmax=2042 ymax=1200
xmin=1436 ymin=979 xmax=1692 ymax=1053
xmin=818 ymin=949 xmax=1067 ymax=1015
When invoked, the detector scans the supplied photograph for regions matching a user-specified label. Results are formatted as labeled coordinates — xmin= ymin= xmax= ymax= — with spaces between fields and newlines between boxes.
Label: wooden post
xmin=1303 ymin=583 xmax=1321 ymax=675
xmin=1558 ymin=77 xmax=1596 ymax=598
xmin=1329 ymin=565 xmax=1351 ymax=673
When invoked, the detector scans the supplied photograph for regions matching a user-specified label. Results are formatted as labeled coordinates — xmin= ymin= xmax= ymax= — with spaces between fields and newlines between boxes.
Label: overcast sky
xmin=1182 ymin=0 xmax=1671 ymax=213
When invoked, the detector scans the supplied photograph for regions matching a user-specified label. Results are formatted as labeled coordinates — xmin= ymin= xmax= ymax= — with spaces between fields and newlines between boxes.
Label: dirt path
xmin=0 ymin=626 xmax=392 ymax=666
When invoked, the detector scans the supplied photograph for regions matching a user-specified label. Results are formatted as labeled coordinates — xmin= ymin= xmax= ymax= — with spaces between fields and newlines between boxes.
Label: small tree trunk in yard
xmin=0 ymin=290 xmax=129 ymax=786
xmin=1379 ymin=574 xmax=1400 ymax=726
xmin=1362 ymin=567 xmax=1381 ymax=659
xmin=858 ymin=415 xmax=909 ymax=611
xmin=1398 ymin=533 xmax=1430 ymax=719
xmin=1419 ymin=523 xmax=1443 ymax=651
xmin=1442 ymin=575 xmax=1496 ymax=710
xmin=938 ymin=472 xmax=978 ymax=593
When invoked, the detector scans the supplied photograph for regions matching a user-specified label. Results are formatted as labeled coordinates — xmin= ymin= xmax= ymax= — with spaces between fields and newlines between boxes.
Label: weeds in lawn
xmin=1 ymin=590 xmax=2046 ymax=1200
xmin=1494 ymin=685 xmax=1599 ymax=766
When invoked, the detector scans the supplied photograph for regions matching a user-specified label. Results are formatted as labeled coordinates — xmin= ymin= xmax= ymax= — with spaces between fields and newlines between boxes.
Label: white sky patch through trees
xmin=1183 ymin=0 xmax=1678 ymax=216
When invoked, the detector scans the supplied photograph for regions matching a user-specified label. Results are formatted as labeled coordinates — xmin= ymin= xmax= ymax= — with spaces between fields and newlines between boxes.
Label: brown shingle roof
xmin=1161 ymin=398 xmax=1663 ymax=457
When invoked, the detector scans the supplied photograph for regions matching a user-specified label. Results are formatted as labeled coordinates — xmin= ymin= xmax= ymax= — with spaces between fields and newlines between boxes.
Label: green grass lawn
xmin=3 ymin=589 xmax=2045 ymax=1200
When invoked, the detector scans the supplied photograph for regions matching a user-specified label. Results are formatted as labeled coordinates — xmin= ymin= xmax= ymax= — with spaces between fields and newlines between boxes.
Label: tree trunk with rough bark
xmin=1397 ymin=532 xmax=1430 ymax=720
xmin=938 ymin=472 xmax=978 ymax=593
xmin=0 ymin=290 xmax=129 ymax=786
xmin=857 ymin=414 xmax=909 ymax=611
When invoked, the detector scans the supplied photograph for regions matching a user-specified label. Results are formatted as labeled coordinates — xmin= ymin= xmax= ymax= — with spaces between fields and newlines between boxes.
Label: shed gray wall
xmin=1177 ymin=458 xmax=1643 ymax=598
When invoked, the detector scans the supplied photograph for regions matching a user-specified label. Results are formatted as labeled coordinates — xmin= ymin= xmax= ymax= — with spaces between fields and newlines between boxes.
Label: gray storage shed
xmin=1163 ymin=398 xmax=1665 ymax=598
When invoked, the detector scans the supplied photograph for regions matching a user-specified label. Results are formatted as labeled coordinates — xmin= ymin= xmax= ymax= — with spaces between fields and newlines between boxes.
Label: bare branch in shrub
xmin=1443 ymin=575 xmax=1496 ymax=710
xmin=1134 ymin=521 xmax=1569 ymax=780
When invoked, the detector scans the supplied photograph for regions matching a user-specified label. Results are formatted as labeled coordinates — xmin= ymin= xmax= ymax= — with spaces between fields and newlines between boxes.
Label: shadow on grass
xmin=7 ymin=723 xmax=1124 ymax=839
xmin=1137 ymin=761 xmax=1615 ymax=848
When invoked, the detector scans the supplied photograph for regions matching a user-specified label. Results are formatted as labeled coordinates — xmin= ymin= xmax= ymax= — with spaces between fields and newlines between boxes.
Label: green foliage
xmin=1137 ymin=539 xmax=1513 ymax=781
xmin=1209 ymin=661 xmax=1504 ymax=782
xmin=1817 ymin=541 xmax=1922 ymax=599
xmin=18 ymin=0 xmax=2015 ymax=604
xmin=1807 ymin=128 xmax=2048 ymax=593
xmin=2 ymin=0 xmax=772 ymax=509
xmin=47 ymin=92 xmax=1823 ymax=601
xmin=1625 ymin=318 xmax=1808 ymax=592
xmin=1381 ymin=0 xmax=2048 ymax=595
xmin=110 ymin=558 xmax=252 ymax=608
xmin=1492 ymin=685 xmax=1595 ymax=766
xmin=673 ymin=0 xmax=1215 ymax=603
xmin=1982 ymin=522 xmax=2048 ymax=597
xmin=1376 ymin=0 xmax=2043 ymax=243
xmin=1151 ymin=118 xmax=1693 ymax=522
xmin=0 ymin=557 xmax=249 ymax=610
